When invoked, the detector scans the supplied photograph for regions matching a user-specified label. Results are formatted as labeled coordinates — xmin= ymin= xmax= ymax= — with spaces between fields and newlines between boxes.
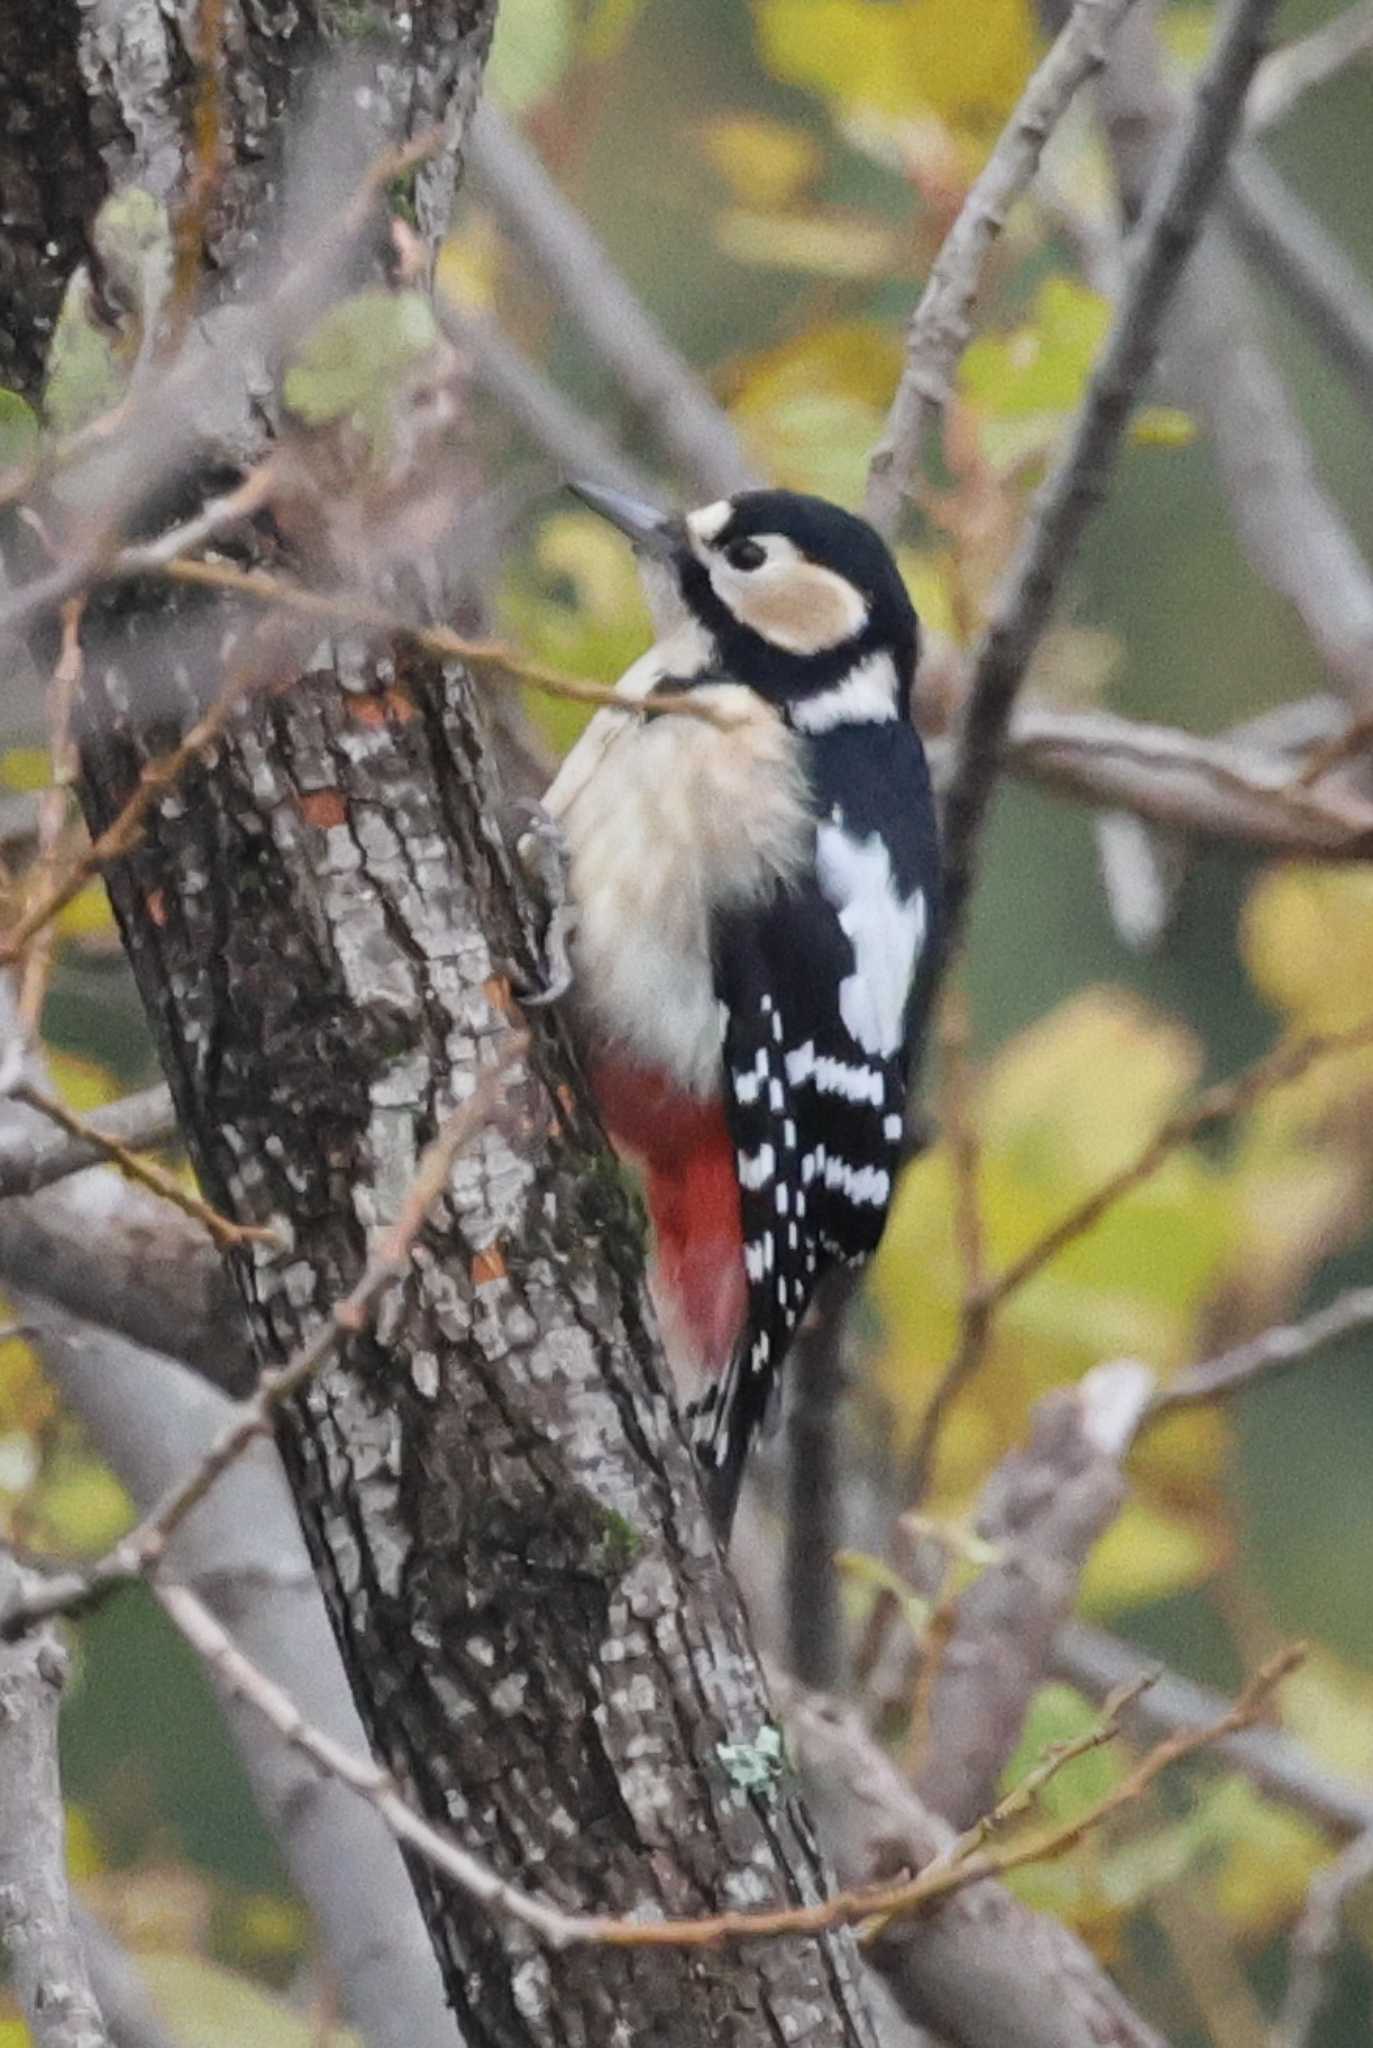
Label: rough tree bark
xmin=2 ymin=5 xmax=881 ymax=2045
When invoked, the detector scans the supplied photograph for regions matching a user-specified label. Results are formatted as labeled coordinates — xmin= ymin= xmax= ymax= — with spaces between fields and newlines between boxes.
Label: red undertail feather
xmin=590 ymin=1059 xmax=746 ymax=1385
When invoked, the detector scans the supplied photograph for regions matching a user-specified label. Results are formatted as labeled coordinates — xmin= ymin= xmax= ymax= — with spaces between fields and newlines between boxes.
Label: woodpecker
xmin=543 ymin=482 xmax=940 ymax=1532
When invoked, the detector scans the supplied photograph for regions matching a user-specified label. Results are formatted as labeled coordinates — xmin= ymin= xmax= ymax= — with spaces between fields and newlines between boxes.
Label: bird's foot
xmin=509 ymin=801 xmax=576 ymax=1006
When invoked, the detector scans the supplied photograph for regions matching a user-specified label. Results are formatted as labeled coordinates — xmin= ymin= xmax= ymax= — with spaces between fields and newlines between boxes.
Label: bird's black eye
xmin=723 ymin=537 xmax=767 ymax=572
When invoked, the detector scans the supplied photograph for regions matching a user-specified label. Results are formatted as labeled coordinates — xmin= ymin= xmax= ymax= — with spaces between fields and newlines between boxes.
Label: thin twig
xmin=165 ymin=0 xmax=229 ymax=353
xmin=939 ymin=0 xmax=1282 ymax=963
xmin=155 ymin=556 xmax=733 ymax=724
xmin=0 ymin=1082 xmax=178 ymax=1200
xmin=1054 ymin=1622 xmax=1373 ymax=1838
xmin=1 ymin=1039 xmax=526 ymax=1636
xmin=1142 ymin=1284 xmax=1373 ymax=1426
xmin=149 ymin=1567 xmax=1300 ymax=1955
xmin=859 ymin=1645 xmax=1302 ymax=1945
xmin=865 ymin=0 xmax=1142 ymax=538
xmin=1272 ymin=1827 xmax=1373 ymax=2048
xmin=0 ymin=653 xmax=263 ymax=964
xmin=942 ymin=1668 xmax=1158 ymax=1862
xmin=10 ymin=1081 xmax=269 ymax=1252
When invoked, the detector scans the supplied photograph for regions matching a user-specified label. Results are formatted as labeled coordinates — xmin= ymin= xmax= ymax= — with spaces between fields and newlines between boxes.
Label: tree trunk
xmin=2 ymin=4 xmax=882 ymax=2042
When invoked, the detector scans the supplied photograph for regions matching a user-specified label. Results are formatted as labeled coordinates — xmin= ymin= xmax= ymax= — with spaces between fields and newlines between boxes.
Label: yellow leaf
xmin=582 ymin=0 xmax=647 ymax=63
xmin=756 ymin=0 xmax=1040 ymax=133
xmin=47 ymin=1050 xmax=122 ymax=1114
xmin=1130 ymin=405 xmax=1196 ymax=448
xmin=0 ymin=747 xmax=54 ymax=794
xmin=0 ymin=2020 xmax=31 ymax=2048
xmin=1203 ymin=1779 xmax=1328 ymax=1937
xmin=729 ymin=319 xmax=902 ymax=497
xmin=435 ymin=216 xmax=506 ymax=314
xmin=1079 ymin=1499 xmax=1219 ymax=1613
xmin=1280 ymin=1645 xmax=1373 ymax=1780
xmin=715 ymin=209 xmax=898 ymax=277
xmin=1002 ymin=1682 xmax=1127 ymax=1819
xmin=64 ymin=1804 xmax=105 ymax=1881
xmin=1242 ymin=865 xmax=1373 ymax=1032
xmin=232 ymin=1891 xmax=309 ymax=1963
xmin=54 ymin=881 xmax=115 ymax=944
xmin=138 ymin=1954 xmax=361 ymax=2048
xmin=39 ymin=1462 xmax=133 ymax=1555
xmin=1159 ymin=5 xmax=1214 ymax=70
xmin=979 ymin=987 xmax=1201 ymax=1180
xmin=699 ymin=116 xmax=824 ymax=209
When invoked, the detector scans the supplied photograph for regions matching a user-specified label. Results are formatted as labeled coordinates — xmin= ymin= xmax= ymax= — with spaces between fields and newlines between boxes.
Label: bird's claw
xmin=510 ymin=801 xmax=576 ymax=1007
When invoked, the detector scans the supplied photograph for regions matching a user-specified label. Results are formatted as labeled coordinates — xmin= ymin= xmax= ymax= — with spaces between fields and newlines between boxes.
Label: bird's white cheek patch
xmin=726 ymin=561 xmax=868 ymax=655
xmin=815 ymin=821 xmax=927 ymax=1057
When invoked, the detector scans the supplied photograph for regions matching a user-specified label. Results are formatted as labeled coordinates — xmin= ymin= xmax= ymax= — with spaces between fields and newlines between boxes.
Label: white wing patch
xmin=815 ymin=818 xmax=927 ymax=1058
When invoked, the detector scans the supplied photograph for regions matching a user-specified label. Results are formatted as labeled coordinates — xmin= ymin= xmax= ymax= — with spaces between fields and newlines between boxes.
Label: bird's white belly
xmin=550 ymin=682 xmax=811 ymax=1095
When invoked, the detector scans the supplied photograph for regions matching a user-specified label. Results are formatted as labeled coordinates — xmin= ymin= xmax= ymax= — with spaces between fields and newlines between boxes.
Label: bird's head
xmin=570 ymin=481 xmax=919 ymax=728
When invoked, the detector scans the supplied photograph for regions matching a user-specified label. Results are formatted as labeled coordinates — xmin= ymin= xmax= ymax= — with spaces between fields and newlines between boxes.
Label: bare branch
xmin=865 ymin=0 xmax=1142 ymax=539
xmin=1143 ymin=1284 xmax=1373 ymax=1423
xmin=910 ymin=1363 xmax=1154 ymax=1826
xmin=1246 ymin=2 xmax=1373 ymax=133
xmin=0 ymin=1552 xmax=109 ymax=2048
xmin=939 ymin=0 xmax=1281 ymax=958
xmin=785 ymin=1268 xmax=859 ymax=1690
xmin=1273 ymin=1828 xmax=1373 ymax=2048
xmin=1093 ymin=4 xmax=1373 ymax=710
xmin=69 ymin=1907 xmax=181 ymax=2048
xmin=992 ymin=704 xmax=1373 ymax=857
xmin=467 ymin=102 xmax=757 ymax=500
xmin=1224 ymin=151 xmax=1373 ymax=413
xmin=153 ymin=556 xmax=729 ymax=721
xmin=439 ymin=299 xmax=661 ymax=502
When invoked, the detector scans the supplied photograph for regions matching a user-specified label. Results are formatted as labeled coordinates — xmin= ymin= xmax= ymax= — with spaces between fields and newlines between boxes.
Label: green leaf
xmin=0 ymin=391 xmax=40 ymax=476
xmin=282 ymin=288 xmax=440 ymax=461
xmin=43 ymin=272 xmax=127 ymax=436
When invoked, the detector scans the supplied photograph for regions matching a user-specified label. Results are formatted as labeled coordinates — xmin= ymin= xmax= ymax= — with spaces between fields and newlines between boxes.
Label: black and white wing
xmin=690 ymin=724 xmax=938 ymax=1522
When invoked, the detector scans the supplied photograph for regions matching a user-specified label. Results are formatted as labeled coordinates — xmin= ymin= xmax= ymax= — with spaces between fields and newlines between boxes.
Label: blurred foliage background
xmin=4 ymin=0 xmax=1373 ymax=2042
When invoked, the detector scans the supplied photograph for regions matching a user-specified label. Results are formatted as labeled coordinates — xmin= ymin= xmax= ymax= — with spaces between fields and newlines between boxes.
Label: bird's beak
xmin=568 ymin=479 xmax=681 ymax=559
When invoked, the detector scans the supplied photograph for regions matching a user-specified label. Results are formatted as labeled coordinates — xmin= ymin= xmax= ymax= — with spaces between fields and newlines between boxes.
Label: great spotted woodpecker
xmin=543 ymin=482 xmax=939 ymax=1531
